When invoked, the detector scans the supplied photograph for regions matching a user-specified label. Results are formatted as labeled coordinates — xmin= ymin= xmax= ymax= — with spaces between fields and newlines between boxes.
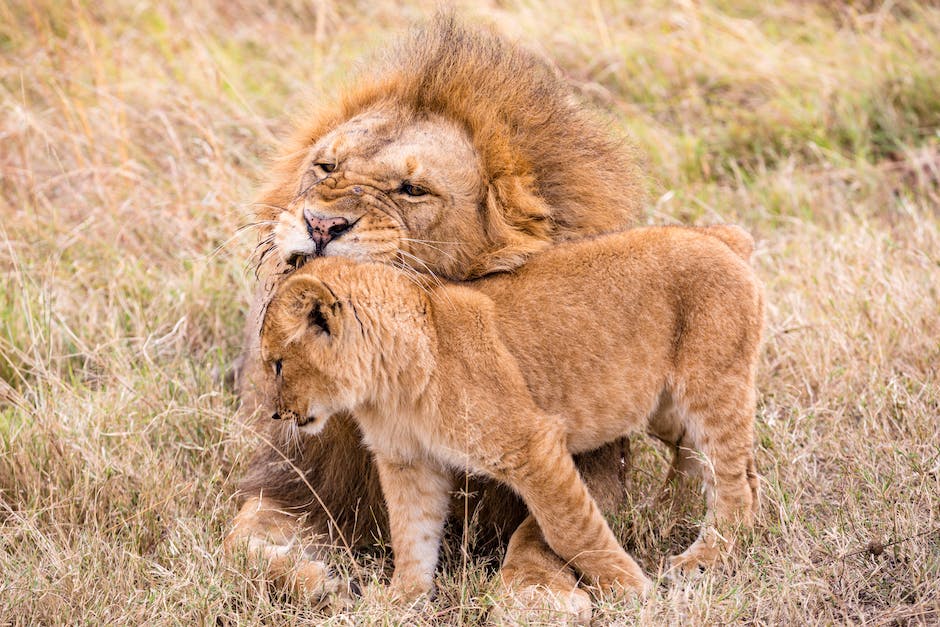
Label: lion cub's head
xmin=259 ymin=258 xmax=431 ymax=434
xmin=254 ymin=17 xmax=645 ymax=282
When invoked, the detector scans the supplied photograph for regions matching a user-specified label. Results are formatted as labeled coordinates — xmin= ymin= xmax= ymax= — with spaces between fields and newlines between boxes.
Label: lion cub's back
xmin=482 ymin=224 xmax=758 ymax=311
xmin=478 ymin=225 xmax=758 ymax=330
xmin=471 ymin=226 xmax=762 ymax=444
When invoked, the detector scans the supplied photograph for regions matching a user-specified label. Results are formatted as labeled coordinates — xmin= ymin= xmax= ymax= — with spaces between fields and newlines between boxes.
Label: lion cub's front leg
xmin=374 ymin=456 xmax=452 ymax=602
xmin=497 ymin=426 xmax=652 ymax=597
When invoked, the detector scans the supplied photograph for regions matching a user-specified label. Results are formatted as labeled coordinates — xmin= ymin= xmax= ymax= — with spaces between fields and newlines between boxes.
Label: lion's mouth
xmin=296 ymin=414 xmax=319 ymax=427
xmin=273 ymin=409 xmax=318 ymax=427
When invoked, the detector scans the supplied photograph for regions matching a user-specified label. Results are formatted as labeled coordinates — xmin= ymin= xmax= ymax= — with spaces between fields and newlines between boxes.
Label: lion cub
xmin=260 ymin=226 xmax=764 ymax=600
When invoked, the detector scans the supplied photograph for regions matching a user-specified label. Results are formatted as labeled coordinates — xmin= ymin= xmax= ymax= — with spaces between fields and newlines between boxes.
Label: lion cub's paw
xmin=489 ymin=584 xmax=592 ymax=626
xmin=385 ymin=572 xmax=436 ymax=606
xmin=666 ymin=527 xmax=725 ymax=578
xmin=357 ymin=582 xmax=433 ymax=617
xmin=614 ymin=573 xmax=654 ymax=599
xmin=592 ymin=563 xmax=654 ymax=601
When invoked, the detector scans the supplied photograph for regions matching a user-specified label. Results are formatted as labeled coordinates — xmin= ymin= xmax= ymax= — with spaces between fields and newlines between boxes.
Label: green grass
xmin=1 ymin=0 xmax=939 ymax=623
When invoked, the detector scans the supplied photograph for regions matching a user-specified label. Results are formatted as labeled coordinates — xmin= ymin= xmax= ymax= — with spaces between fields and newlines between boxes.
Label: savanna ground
xmin=1 ymin=1 xmax=938 ymax=624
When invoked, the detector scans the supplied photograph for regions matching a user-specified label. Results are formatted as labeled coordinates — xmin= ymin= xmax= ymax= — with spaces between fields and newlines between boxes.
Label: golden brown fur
xmin=260 ymin=225 xmax=764 ymax=603
xmin=251 ymin=17 xmax=645 ymax=278
xmin=229 ymin=16 xmax=645 ymax=618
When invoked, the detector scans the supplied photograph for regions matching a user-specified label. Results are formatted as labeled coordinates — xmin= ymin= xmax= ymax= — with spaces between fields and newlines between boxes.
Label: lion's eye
xmin=273 ymin=360 xmax=282 ymax=377
xmin=400 ymin=181 xmax=428 ymax=197
xmin=316 ymin=162 xmax=336 ymax=173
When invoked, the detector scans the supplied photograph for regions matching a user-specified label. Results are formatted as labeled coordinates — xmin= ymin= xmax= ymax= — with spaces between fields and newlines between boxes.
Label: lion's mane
xmin=254 ymin=15 xmax=646 ymax=276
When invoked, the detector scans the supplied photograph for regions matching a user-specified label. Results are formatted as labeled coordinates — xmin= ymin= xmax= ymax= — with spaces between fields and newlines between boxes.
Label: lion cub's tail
xmin=700 ymin=225 xmax=754 ymax=261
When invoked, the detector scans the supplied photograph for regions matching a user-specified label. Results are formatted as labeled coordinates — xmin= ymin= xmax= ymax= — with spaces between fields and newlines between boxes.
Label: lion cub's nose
xmin=303 ymin=210 xmax=352 ymax=255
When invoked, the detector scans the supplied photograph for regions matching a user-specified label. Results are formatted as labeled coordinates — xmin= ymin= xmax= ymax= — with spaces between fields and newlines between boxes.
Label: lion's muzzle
xmin=303 ymin=208 xmax=352 ymax=256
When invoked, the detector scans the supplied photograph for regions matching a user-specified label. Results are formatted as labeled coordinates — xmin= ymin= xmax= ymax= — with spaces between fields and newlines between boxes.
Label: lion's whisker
xmin=391 ymin=260 xmax=432 ymax=297
xmin=393 ymin=262 xmax=439 ymax=302
xmin=400 ymin=238 xmax=459 ymax=262
xmin=249 ymin=202 xmax=290 ymax=213
xmin=252 ymin=241 xmax=280 ymax=278
xmin=398 ymin=250 xmax=446 ymax=285
xmin=399 ymin=237 xmax=460 ymax=245
xmin=209 ymin=221 xmax=284 ymax=262
xmin=250 ymin=238 xmax=276 ymax=263
xmin=236 ymin=220 xmax=280 ymax=233
xmin=396 ymin=250 xmax=457 ymax=308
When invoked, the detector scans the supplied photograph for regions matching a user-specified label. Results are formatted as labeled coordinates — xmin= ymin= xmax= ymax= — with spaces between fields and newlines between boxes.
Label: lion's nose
xmin=303 ymin=209 xmax=351 ymax=255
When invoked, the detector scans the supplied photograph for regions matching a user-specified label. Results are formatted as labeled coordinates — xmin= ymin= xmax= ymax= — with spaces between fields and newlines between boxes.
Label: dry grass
xmin=1 ymin=0 xmax=939 ymax=624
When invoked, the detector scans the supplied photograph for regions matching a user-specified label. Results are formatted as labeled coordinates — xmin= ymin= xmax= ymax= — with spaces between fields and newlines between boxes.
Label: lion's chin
xmin=298 ymin=416 xmax=328 ymax=436
xmin=287 ymin=253 xmax=313 ymax=270
xmin=285 ymin=247 xmax=383 ymax=271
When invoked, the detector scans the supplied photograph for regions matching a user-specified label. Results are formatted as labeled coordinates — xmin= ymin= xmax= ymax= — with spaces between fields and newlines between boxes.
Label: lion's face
xmin=273 ymin=107 xmax=492 ymax=280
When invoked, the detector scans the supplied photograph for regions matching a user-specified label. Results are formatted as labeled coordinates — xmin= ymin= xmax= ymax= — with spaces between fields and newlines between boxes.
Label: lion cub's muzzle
xmin=271 ymin=407 xmax=301 ymax=422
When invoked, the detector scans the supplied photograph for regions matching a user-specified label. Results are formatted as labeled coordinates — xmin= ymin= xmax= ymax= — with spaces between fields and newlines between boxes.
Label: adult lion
xmin=227 ymin=17 xmax=646 ymax=620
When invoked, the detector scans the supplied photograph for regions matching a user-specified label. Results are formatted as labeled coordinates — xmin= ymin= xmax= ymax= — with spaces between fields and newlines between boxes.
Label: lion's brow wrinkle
xmin=356 ymin=193 xmax=398 ymax=219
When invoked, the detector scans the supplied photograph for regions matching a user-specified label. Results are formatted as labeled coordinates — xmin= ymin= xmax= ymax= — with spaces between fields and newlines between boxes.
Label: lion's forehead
xmin=319 ymin=109 xmax=479 ymax=181
xmin=337 ymin=109 xmax=398 ymax=136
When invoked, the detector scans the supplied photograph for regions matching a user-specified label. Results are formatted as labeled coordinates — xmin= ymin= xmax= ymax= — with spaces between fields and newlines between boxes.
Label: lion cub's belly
xmin=485 ymin=278 xmax=675 ymax=455
xmin=498 ymin=325 xmax=671 ymax=454
xmin=556 ymin=376 xmax=667 ymax=454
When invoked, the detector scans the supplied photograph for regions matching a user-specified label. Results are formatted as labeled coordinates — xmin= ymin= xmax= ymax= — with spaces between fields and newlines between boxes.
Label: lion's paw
xmin=489 ymin=583 xmax=592 ymax=626
xmin=292 ymin=559 xmax=355 ymax=610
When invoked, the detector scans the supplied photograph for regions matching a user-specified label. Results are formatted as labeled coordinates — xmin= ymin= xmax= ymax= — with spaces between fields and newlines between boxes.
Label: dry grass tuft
xmin=1 ymin=0 xmax=938 ymax=624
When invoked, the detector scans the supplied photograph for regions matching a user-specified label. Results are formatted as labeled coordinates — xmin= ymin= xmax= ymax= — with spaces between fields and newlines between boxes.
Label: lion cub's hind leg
xmin=646 ymin=392 xmax=705 ymax=510
xmin=501 ymin=426 xmax=652 ymax=598
xmin=665 ymin=376 xmax=758 ymax=576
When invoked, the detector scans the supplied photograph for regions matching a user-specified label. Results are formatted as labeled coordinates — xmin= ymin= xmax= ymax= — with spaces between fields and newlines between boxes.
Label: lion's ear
xmin=278 ymin=274 xmax=342 ymax=339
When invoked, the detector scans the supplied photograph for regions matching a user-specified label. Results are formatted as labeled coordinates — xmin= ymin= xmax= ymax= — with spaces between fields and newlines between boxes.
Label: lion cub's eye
xmin=273 ymin=360 xmax=282 ymax=377
xmin=316 ymin=162 xmax=336 ymax=173
xmin=399 ymin=181 xmax=428 ymax=197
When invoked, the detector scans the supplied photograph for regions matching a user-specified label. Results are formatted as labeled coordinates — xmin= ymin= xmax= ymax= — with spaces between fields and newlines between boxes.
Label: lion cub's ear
xmin=278 ymin=274 xmax=342 ymax=339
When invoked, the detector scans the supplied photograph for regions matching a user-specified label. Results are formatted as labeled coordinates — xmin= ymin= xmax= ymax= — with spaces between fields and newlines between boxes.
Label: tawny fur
xmin=251 ymin=16 xmax=645 ymax=279
xmin=229 ymin=16 xmax=645 ymax=615
xmin=260 ymin=226 xmax=764 ymax=601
